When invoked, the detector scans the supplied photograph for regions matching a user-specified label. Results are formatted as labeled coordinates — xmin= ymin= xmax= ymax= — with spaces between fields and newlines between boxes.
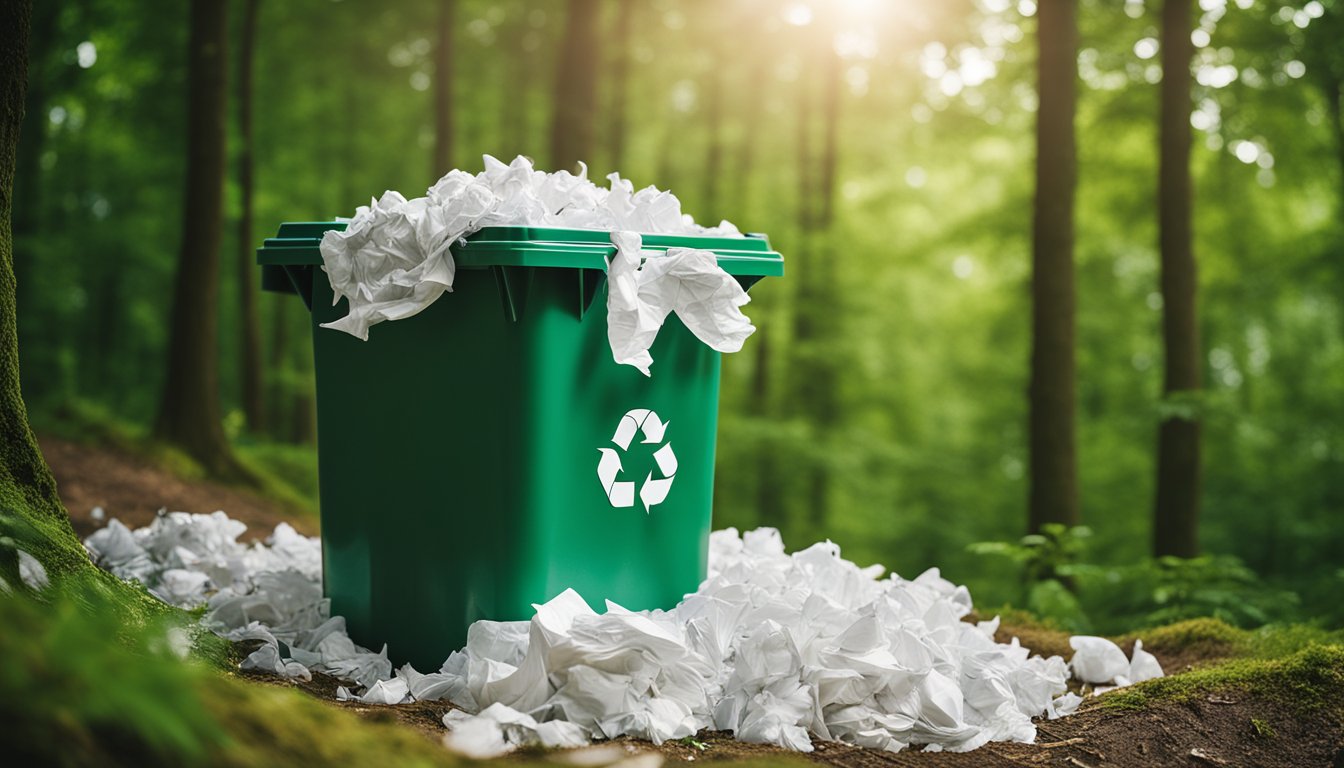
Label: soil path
xmin=39 ymin=434 xmax=313 ymax=541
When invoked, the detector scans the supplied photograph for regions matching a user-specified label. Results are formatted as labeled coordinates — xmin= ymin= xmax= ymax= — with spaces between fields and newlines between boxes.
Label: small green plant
xmin=970 ymin=525 xmax=1299 ymax=633
xmin=677 ymin=736 xmax=711 ymax=751
xmin=969 ymin=524 xmax=1092 ymax=631
xmin=1250 ymin=718 xmax=1276 ymax=739
xmin=1079 ymin=555 xmax=1300 ymax=633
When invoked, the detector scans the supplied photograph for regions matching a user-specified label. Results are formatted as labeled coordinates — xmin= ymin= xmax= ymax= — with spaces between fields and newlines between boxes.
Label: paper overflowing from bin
xmin=84 ymin=511 xmax=1164 ymax=757
xmin=607 ymin=231 xmax=755 ymax=376
xmin=318 ymin=155 xmax=754 ymax=373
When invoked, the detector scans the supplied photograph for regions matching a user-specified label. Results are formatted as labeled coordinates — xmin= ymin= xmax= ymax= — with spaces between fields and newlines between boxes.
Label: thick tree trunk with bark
xmin=0 ymin=0 xmax=76 ymax=540
xmin=1154 ymin=0 xmax=1201 ymax=558
xmin=10 ymin=0 xmax=58 ymax=295
xmin=549 ymin=0 xmax=599 ymax=171
xmin=433 ymin=0 xmax=455 ymax=177
xmin=1028 ymin=0 xmax=1080 ymax=533
xmin=236 ymin=0 xmax=264 ymax=434
xmin=154 ymin=0 xmax=246 ymax=480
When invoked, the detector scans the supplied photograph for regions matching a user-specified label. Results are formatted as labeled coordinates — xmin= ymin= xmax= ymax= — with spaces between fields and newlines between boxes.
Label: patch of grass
xmin=1250 ymin=717 xmax=1275 ymax=739
xmin=235 ymin=440 xmax=319 ymax=517
xmin=1101 ymin=644 xmax=1344 ymax=715
xmin=36 ymin=398 xmax=207 ymax=480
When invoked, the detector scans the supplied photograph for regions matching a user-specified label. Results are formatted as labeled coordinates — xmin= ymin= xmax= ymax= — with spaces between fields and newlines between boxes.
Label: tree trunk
xmin=10 ymin=0 xmax=58 ymax=296
xmin=236 ymin=0 xmax=264 ymax=434
xmin=1153 ymin=0 xmax=1201 ymax=558
xmin=549 ymin=0 xmax=599 ymax=171
xmin=433 ymin=0 xmax=455 ymax=177
xmin=0 ymin=0 xmax=71 ymax=532
xmin=1028 ymin=0 xmax=1080 ymax=533
xmin=816 ymin=45 xmax=842 ymax=232
xmin=605 ymin=0 xmax=634 ymax=175
xmin=153 ymin=0 xmax=247 ymax=481
xmin=803 ymin=43 xmax=844 ymax=534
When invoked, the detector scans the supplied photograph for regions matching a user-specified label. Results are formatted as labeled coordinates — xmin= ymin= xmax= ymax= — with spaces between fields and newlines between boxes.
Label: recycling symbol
xmin=596 ymin=409 xmax=678 ymax=513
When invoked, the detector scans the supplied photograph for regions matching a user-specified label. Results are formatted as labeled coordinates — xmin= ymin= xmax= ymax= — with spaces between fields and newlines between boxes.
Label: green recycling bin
xmin=258 ymin=224 xmax=783 ymax=669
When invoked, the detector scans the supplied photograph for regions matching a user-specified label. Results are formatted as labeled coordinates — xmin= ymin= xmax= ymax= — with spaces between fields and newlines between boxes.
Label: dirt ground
xmin=39 ymin=434 xmax=314 ymax=541
xmin=243 ymin=663 xmax=1344 ymax=768
xmin=50 ymin=437 xmax=1344 ymax=767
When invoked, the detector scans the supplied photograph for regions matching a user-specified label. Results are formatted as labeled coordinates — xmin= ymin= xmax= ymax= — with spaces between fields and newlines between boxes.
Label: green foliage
xmin=1079 ymin=555 xmax=1302 ymax=632
xmin=972 ymin=526 xmax=1301 ymax=633
xmin=970 ymin=524 xmax=1093 ymax=630
xmin=969 ymin=523 xmax=1093 ymax=585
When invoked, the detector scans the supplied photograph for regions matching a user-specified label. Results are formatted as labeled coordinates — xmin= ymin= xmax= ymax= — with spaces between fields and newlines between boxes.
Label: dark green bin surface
xmin=259 ymin=222 xmax=783 ymax=670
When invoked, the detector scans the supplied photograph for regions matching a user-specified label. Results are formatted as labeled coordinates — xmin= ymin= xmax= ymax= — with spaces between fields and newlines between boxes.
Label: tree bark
xmin=1028 ymin=0 xmax=1080 ymax=533
xmin=1154 ymin=0 xmax=1201 ymax=558
xmin=433 ymin=0 xmax=455 ymax=177
xmin=10 ymin=0 xmax=58 ymax=295
xmin=0 ymin=0 xmax=70 ymax=530
xmin=236 ymin=0 xmax=264 ymax=434
xmin=154 ymin=0 xmax=247 ymax=480
xmin=549 ymin=0 xmax=600 ymax=171
xmin=605 ymin=0 xmax=634 ymax=175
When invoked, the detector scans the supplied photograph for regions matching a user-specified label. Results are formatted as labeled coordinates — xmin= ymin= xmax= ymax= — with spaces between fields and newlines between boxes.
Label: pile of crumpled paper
xmin=319 ymin=155 xmax=755 ymax=377
xmin=84 ymin=512 xmax=1162 ymax=758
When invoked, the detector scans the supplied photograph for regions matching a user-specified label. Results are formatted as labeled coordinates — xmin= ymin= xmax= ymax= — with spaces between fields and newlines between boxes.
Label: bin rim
xmin=257 ymin=222 xmax=785 ymax=277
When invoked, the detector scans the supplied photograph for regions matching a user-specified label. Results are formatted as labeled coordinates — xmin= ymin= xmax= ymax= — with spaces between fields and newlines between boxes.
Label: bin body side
xmin=306 ymin=263 xmax=718 ymax=669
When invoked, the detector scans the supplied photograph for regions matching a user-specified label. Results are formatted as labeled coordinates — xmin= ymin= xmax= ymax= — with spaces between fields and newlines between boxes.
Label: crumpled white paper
xmin=87 ymin=511 xmax=1125 ymax=759
xmin=442 ymin=703 xmax=589 ymax=757
xmin=319 ymin=155 xmax=743 ymax=345
xmin=1067 ymin=635 xmax=1165 ymax=687
xmin=1124 ymin=639 xmax=1165 ymax=685
xmin=606 ymin=231 xmax=755 ymax=376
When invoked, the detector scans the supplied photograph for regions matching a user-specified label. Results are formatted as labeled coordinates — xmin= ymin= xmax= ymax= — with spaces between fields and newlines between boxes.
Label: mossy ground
xmin=1102 ymin=643 xmax=1344 ymax=715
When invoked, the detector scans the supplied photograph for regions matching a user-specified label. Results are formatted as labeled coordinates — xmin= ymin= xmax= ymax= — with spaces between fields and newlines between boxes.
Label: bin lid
xmin=257 ymin=222 xmax=785 ymax=277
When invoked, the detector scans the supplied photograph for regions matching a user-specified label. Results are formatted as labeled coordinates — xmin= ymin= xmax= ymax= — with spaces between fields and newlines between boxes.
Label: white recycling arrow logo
xmin=596 ymin=408 xmax=678 ymax=514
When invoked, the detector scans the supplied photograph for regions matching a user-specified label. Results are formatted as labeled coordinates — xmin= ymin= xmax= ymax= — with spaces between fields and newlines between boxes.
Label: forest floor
xmin=43 ymin=435 xmax=1344 ymax=768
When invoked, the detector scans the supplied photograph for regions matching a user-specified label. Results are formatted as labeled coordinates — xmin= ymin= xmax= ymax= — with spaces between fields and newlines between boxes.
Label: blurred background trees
xmin=11 ymin=0 xmax=1344 ymax=625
